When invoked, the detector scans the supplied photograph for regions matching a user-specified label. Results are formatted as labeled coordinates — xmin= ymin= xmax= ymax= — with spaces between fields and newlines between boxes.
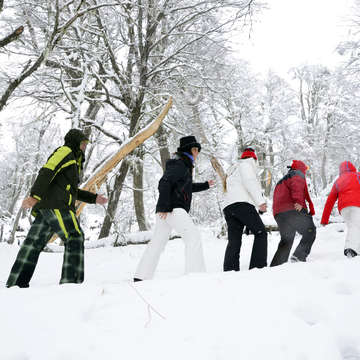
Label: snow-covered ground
xmin=0 ymin=223 xmax=359 ymax=360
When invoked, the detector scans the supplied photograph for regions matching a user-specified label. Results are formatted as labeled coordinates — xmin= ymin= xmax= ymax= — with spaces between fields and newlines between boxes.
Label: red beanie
xmin=241 ymin=148 xmax=257 ymax=160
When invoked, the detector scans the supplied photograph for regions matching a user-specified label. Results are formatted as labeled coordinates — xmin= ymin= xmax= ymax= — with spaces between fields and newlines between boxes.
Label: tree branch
xmin=0 ymin=26 xmax=24 ymax=48
xmin=0 ymin=2 xmax=121 ymax=112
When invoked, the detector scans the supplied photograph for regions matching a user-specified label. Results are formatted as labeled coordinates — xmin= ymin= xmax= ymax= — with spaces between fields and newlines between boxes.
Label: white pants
xmin=135 ymin=208 xmax=206 ymax=280
xmin=341 ymin=206 xmax=360 ymax=254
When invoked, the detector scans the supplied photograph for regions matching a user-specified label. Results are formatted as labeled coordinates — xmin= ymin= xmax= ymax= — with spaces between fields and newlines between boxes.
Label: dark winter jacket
xmin=272 ymin=160 xmax=315 ymax=216
xmin=321 ymin=161 xmax=360 ymax=224
xmin=155 ymin=152 xmax=209 ymax=213
xmin=30 ymin=130 xmax=97 ymax=213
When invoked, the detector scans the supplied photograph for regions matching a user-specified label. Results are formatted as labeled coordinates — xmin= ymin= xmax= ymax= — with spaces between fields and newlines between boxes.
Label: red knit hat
xmin=240 ymin=148 xmax=257 ymax=160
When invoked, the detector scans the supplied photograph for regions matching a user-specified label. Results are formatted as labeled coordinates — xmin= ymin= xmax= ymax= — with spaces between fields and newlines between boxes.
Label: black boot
xmin=133 ymin=277 xmax=143 ymax=282
xmin=344 ymin=248 xmax=357 ymax=258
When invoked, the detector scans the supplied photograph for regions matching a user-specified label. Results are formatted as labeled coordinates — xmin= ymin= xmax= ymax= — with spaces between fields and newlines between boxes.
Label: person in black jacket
xmin=134 ymin=136 xmax=214 ymax=281
xmin=6 ymin=129 xmax=107 ymax=288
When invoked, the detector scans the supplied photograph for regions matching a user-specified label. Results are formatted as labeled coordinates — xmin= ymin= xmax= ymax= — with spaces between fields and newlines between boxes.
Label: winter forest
xmin=0 ymin=0 xmax=360 ymax=241
xmin=1 ymin=0 xmax=360 ymax=359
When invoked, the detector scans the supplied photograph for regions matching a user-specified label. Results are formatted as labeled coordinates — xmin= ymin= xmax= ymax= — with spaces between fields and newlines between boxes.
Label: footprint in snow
xmin=340 ymin=345 xmax=360 ymax=360
xmin=333 ymin=281 xmax=353 ymax=296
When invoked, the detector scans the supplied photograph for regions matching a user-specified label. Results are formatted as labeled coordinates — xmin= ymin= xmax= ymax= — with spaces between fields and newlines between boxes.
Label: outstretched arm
xmin=321 ymin=183 xmax=338 ymax=225
xmin=77 ymin=189 xmax=98 ymax=204
xmin=192 ymin=180 xmax=211 ymax=192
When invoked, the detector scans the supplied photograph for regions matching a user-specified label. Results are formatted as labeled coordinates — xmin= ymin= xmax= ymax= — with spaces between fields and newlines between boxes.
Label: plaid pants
xmin=6 ymin=208 xmax=85 ymax=288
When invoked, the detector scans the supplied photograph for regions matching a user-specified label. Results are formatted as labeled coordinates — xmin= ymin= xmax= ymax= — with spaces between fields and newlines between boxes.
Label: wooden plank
xmin=49 ymin=97 xmax=173 ymax=243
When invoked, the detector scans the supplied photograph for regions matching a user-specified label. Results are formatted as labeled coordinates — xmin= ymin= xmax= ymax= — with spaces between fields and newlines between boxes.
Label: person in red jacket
xmin=321 ymin=161 xmax=360 ymax=258
xmin=271 ymin=160 xmax=316 ymax=266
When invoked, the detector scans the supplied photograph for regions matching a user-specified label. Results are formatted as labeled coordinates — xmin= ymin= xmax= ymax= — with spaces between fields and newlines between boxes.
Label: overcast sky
xmin=234 ymin=0 xmax=354 ymax=76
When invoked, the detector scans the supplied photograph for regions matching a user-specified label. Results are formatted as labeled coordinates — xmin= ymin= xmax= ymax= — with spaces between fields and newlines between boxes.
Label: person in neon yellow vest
xmin=6 ymin=129 xmax=107 ymax=288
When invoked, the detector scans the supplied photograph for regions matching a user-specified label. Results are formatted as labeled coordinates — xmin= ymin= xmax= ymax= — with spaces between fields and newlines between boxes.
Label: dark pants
xmin=271 ymin=210 xmax=316 ymax=267
xmin=223 ymin=202 xmax=268 ymax=271
xmin=6 ymin=208 xmax=85 ymax=288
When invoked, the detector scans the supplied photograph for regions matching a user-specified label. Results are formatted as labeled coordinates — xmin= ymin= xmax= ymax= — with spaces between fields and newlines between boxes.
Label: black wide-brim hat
xmin=177 ymin=135 xmax=201 ymax=153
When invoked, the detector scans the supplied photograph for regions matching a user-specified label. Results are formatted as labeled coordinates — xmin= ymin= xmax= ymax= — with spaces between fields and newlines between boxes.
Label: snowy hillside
xmin=1 ymin=224 xmax=359 ymax=360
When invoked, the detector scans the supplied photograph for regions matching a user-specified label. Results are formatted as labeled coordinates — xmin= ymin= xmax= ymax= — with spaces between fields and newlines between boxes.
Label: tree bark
xmin=265 ymin=138 xmax=274 ymax=197
xmin=154 ymin=124 xmax=170 ymax=170
xmin=0 ymin=26 xmax=24 ymax=48
xmin=235 ymin=116 xmax=245 ymax=157
xmin=7 ymin=178 xmax=24 ymax=216
xmin=7 ymin=207 xmax=24 ymax=245
xmin=320 ymin=112 xmax=333 ymax=189
xmin=98 ymin=160 xmax=130 ymax=239
xmin=258 ymin=149 xmax=267 ymax=192
xmin=0 ymin=223 xmax=4 ymax=243
xmin=132 ymin=146 xmax=148 ymax=231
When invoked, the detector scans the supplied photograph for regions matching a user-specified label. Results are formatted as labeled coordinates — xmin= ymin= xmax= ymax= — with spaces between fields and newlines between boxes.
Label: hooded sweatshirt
xmin=272 ymin=160 xmax=315 ymax=216
xmin=321 ymin=161 xmax=360 ymax=224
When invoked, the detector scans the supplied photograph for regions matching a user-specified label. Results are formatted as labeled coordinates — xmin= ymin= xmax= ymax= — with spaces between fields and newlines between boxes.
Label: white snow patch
xmin=0 ymin=224 xmax=360 ymax=359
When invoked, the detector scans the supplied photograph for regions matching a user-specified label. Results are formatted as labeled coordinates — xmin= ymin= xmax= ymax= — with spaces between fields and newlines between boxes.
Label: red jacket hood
xmin=321 ymin=161 xmax=360 ymax=224
xmin=291 ymin=160 xmax=307 ymax=175
xmin=339 ymin=161 xmax=356 ymax=175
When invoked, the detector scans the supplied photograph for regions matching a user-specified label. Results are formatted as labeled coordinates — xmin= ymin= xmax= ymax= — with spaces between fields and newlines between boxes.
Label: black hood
xmin=64 ymin=129 xmax=88 ymax=153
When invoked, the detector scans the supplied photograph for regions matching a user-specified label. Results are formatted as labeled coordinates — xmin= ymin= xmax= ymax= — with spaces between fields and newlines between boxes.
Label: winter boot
xmin=344 ymin=248 xmax=357 ymax=258
xmin=133 ymin=277 xmax=143 ymax=282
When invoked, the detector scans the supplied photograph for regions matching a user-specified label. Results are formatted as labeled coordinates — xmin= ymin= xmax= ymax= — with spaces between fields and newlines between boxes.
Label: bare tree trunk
xmin=264 ymin=138 xmax=274 ymax=197
xmin=132 ymin=146 xmax=148 ymax=231
xmin=235 ymin=116 xmax=245 ymax=157
xmin=320 ymin=112 xmax=333 ymax=189
xmin=7 ymin=164 xmax=21 ymax=216
xmin=8 ymin=207 xmax=24 ymax=244
xmin=98 ymin=160 xmax=130 ymax=239
xmin=258 ymin=149 xmax=267 ymax=191
xmin=7 ymin=180 xmax=24 ymax=215
xmin=154 ymin=124 xmax=170 ymax=170
xmin=98 ymin=101 xmax=142 ymax=238
xmin=0 ymin=223 xmax=4 ymax=243
xmin=184 ymin=93 xmax=227 ymax=187
xmin=299 ymin=78 xmax=307 ymax=122
xmin=320 ymin=150 xmax=327 ymax=190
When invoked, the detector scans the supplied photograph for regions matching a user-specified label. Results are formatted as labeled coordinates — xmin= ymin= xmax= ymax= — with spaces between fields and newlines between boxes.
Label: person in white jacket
xmin=222 ymin=148 xmax=268 ymax=271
